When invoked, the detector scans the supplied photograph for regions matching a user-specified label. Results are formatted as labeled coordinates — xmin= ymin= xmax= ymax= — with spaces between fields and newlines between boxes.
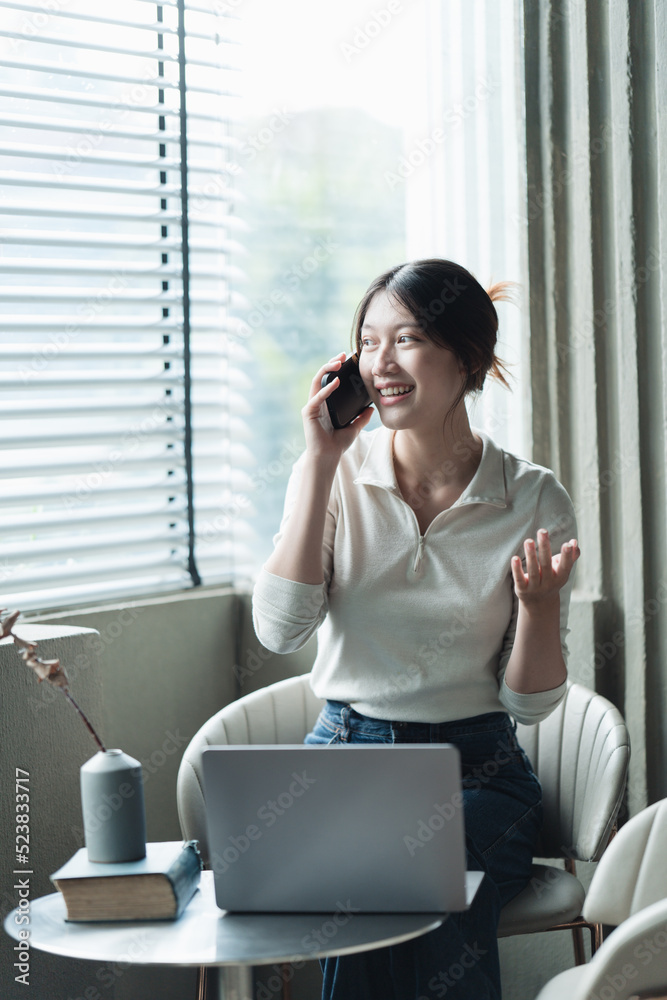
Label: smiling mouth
xmin=378 ymin=386 xmax=414 ymax=397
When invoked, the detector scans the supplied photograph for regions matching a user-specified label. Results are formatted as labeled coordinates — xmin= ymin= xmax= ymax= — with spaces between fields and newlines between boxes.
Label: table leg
xmin=196 ymin=966 xmax=208 ymax=1000
xmin=195 ymin=965 xmax=253 ymax=1000
xmin=217 ymin=966 xmax=253 ymax=1000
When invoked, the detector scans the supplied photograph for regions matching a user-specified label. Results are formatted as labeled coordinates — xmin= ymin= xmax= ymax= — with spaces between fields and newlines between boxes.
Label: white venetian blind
xmin=0 ymin=0 xmax=252 ymax=612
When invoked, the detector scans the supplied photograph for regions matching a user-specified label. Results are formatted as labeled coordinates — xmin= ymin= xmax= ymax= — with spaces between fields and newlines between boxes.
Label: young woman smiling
xmin=253 ymin=259 xmax=579 ymax=1000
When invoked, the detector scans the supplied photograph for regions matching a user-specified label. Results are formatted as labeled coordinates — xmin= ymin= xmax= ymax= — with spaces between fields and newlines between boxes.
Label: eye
xmin=397 ymin=334 xmax=419 ymax=344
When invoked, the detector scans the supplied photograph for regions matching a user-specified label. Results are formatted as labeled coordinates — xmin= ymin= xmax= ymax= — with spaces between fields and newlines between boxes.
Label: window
xmin=0 ymin=1 xmax=525 ymax=608
xmin=236 ymin=0 xmax=526 ymax=568
xmin=0 ymin=0 xmax=247 ymax=612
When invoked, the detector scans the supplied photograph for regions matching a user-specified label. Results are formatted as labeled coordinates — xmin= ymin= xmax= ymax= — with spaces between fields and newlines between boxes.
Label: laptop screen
xmin=202 ymin=743 xmax=467 ymax=913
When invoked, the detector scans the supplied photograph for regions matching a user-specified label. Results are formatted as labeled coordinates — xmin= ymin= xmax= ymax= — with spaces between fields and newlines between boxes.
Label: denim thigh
xmin=304 ymin=701 xmax=542 ymax=906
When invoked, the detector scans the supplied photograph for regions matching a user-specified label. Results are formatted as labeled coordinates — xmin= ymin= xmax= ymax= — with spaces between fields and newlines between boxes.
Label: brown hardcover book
xmin=50 ymin=840 xmax=202 ymax=922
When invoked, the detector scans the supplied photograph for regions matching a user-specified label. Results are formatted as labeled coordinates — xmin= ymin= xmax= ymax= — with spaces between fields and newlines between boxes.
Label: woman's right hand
xmin=302 ymin=353 xmax=374 ymax=463
xmin=263 ymin=354 xmax=374 ymax=584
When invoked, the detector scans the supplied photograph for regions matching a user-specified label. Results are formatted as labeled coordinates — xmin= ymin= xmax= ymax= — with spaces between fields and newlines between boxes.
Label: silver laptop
xmin=201 ymin=743 xmax=477 ymax=913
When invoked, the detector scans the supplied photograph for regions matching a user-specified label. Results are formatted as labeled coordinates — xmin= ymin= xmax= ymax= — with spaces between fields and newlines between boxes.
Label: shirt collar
xmin=353 ymin=426 xmax=507 ymax=509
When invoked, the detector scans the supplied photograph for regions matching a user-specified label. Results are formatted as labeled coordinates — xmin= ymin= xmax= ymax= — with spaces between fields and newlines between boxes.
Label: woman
xmin=252 ymin=259 xmax=579 ymax=1000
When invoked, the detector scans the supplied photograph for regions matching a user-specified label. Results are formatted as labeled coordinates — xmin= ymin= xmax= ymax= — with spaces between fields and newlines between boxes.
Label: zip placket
xmin=413 ymin=535 xmax=425 ymax=573
xmin=403 ymin=495 xmax=506 ymax=575
xmin=408 ymin=506 xmax=465 ymax=574
xmin=405 ymin=504 xmax=443 ymax=575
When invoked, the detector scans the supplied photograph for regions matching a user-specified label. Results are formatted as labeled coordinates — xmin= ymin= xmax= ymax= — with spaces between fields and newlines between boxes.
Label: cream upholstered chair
xmin=177 ymin=672 xmax=324 ymax=865
xmin=535 ymin=798 xmax=667 ymax=1000
xmin=498 ymin=682 xmax=630 ymax=963
xmin=177 ymin=675 xmax=324 ymax=1000
xmin=177 ymin=674 xmax=629 ymax=967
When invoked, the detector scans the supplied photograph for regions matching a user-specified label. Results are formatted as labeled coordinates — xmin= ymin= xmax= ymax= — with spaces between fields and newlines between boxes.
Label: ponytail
xmin=484 ymin=280 xmax=518 ymax=391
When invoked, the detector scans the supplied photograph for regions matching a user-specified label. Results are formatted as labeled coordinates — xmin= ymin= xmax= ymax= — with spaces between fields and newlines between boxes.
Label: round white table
xmin=4 ymin=871 xmax=447 ymax=999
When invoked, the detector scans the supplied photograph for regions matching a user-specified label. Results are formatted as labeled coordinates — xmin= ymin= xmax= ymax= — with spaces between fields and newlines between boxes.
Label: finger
xmin=304 ymin=376 xmax=340 ymax=415
xmin=321 ymin=353 xmax=345 ymax=371
xmin=511 ymin=555 xmax=527 ymax=591
xmin=336 ymin=402 xmax=375 ymax=439
xmin=349 ymin=398 xmax=374 ymax=421
xmin=536 ymin=528 xmax=553 ymax=569
xmin=523 ymin=537 xmax=540 ymax=583
xmin=563 ymin=538 xmax=580 ymax=560
xmin=310 ymin=354 xmax=345 ymax=390
xmin=350 ymin=403 xmax=375 ymax=428
xmin=556 ymin=539 xmax=580 ymax=575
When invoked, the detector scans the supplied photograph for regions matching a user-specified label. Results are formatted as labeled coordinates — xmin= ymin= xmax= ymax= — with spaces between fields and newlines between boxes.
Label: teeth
xmin=379 ymin=386 xmax=413 ymax=396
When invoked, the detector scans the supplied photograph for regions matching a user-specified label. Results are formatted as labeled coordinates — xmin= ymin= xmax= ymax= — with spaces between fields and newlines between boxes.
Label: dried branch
xmin=2 ymin=609 xmax=106 ymax=753
xmin=0 ymin=609 xmax=19 ymax=638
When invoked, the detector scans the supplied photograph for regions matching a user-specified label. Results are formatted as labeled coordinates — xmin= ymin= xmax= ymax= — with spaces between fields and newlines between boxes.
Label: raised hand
xmin=511 ymin=529 xmax=580 ymax=607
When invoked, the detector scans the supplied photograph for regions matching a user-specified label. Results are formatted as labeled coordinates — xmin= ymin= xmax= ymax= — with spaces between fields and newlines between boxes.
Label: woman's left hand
xmin=511 ymin=529 xmax=580 ymax=607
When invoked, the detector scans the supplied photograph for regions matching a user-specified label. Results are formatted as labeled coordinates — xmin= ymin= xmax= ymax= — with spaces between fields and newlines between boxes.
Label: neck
xmin=391 ymin=410 xmax=482 ymax=491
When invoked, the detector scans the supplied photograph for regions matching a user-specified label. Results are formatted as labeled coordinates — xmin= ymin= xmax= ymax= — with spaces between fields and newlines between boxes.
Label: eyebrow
xmin=361 ymin=321 xmax=422 ymax=331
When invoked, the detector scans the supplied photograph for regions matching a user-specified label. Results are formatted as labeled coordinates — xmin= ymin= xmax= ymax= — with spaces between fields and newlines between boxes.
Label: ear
xmin=457 ymin=359 xmax=475 ymax=378
xmin=463 ymin=362 xmax=482 ymax=379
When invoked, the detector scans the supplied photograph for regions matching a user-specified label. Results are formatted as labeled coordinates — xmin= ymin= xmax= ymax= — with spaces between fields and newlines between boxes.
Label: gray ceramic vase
xmin=80 ymin=749 xmax=147 ymax=863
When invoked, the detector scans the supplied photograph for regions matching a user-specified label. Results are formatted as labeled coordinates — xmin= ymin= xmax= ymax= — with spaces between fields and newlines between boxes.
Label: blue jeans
xmin=304 ymin=702 xmax=542 ymax=1000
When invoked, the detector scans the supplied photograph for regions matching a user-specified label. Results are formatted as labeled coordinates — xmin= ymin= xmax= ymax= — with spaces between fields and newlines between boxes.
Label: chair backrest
xmin=178 ymin=675 xmax=630 ymax=866
xmin=177 ymin=673 xmax=322 ymax=863
xmin=516 ymin=682 xmax=630 ymax=861
xmin=580 ymin=897 xmax=667 ymax=1000
xmin=582 ymin=797 xmax=667 ymax=926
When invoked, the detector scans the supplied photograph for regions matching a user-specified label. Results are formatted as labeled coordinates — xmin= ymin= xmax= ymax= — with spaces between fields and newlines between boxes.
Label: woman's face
xmin=358 ymin=290 xmax=466 ymax=434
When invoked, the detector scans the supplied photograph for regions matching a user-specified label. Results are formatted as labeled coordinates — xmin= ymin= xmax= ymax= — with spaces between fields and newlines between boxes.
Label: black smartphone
xmin=321 ymin=353 xmax=372 ymax=429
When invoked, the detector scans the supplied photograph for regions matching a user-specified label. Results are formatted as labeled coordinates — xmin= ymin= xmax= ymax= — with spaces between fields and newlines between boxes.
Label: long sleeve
xmin=252 ymin=570 xmax=327 ymax=653
xmin=498 ymin=677 xmax=568 ymax=725
xmin=252 ymin=451 xmax=336 ymax=653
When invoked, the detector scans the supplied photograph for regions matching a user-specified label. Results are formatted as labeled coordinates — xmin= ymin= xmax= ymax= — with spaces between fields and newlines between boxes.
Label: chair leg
xmin=562 ymin=859 xmax=588 ymax=966
xmin=590 ymin=921 xmax=603 ymax=956
xmin=571 ymin=925 xmax=587 ymax=966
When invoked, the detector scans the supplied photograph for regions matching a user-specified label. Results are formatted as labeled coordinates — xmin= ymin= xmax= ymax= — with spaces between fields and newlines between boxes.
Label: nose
xmin=371 ymin=343 xmax=399 ymax=377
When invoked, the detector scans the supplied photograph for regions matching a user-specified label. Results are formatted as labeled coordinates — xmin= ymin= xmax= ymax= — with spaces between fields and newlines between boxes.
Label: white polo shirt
xmin=252 ymin=426 xmax=576 ymax=725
